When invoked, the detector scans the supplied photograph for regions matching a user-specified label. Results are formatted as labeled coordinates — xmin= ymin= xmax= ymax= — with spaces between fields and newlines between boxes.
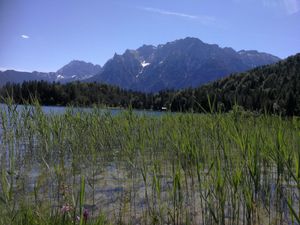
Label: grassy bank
xmin=0 ymin=102 xmax=299 ymax=225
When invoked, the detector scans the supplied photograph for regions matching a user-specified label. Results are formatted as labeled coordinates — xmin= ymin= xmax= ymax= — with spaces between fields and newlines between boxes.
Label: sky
xmin=0 ymin=0 xmax=300 ymax=72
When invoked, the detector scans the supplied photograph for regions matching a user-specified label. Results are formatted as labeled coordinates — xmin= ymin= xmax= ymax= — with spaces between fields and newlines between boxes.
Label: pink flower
xmin=61 ymin=204 xmax=72 ymax=214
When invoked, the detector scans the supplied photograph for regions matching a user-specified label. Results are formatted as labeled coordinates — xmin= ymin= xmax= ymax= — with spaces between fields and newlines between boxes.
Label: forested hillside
xmin=1 ymin=53 xmax=299 ymax=115
xmin=170 ymin=53 xmax=300 ymax=115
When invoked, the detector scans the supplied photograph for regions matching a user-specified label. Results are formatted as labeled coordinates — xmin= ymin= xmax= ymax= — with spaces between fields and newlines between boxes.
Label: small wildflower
xmin=61 ymin=203 xmax=72 ymax=214
xmin=83 ymin=208 xmax=89 ymax=222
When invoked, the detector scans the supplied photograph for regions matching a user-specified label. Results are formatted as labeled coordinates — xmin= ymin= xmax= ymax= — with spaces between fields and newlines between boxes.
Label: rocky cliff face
xmin=89 ymin=37 xmax=280 ymax=92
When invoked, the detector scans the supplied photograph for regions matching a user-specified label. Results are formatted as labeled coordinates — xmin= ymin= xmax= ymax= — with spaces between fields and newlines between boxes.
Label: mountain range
xmin=0 ymin=37 xmax=281 ymax=92
xmin=0 ymin=60 xmax=102 ymax=85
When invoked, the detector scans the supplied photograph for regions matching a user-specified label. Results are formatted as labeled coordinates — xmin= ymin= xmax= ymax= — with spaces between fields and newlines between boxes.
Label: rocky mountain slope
xmin=88 ymin=37 xmax=280 ymax=92
xmin=0 ymin=37 xmax=280 ymax=92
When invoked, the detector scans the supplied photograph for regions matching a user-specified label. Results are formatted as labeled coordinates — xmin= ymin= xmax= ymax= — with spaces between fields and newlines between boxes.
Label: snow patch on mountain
xmin=79 ymin=75 xmax=94 ymax=80
xmin=141 ymin=61 xmax=150 ymax=67
xmin=57 ymin=75 xmax=65 ymax=79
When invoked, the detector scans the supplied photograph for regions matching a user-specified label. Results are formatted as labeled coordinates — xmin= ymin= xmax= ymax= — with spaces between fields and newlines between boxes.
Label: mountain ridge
xmin=88 ymin=37 xmax=281 ymax=92
xmin=0 ymin=60 xmax=102 ymax=85
xmin=1 ymin=53 xmax=299 ymax=116
xmin=0 ymin=37 xmax=280 ymax=91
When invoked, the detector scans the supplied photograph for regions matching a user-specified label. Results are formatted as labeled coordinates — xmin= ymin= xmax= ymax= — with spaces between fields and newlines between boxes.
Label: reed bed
xmin=0 ymin=102 xmax=299 ymax=225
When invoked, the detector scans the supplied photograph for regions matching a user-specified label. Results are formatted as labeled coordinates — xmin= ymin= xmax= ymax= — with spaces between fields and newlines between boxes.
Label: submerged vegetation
xmin=0 ymin=99 xmax=300 ymax=225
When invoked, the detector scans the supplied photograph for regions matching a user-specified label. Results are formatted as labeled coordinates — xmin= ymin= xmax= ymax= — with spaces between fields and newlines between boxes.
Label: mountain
xmin=0 ymin=37 xmax=280 ymax=90
xmin=0 ymin=60 xmax=101 ymax=86
xmin=56 ymin=60 xmax=102 ymax=81
xmin=0 ymin=70 xmax=55 ymax=85
xmin=1 ymin=53 xmax=299 ymax=115
xmin=88 ymin=37 xmax=281 ymax=92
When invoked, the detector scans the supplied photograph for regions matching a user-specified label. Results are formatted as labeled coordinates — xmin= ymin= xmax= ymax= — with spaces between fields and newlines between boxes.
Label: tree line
xmin=1 ymin=53 xmax=299 ymax=115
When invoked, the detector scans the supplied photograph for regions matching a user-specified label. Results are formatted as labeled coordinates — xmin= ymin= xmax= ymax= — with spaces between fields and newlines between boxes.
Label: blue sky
xmin=0 ymin=0 xmax=299 ymax=72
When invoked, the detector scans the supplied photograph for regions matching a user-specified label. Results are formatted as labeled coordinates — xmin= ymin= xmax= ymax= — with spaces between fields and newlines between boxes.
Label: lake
xmin=0 ymin=103 xmax=298 ymax=225
xmin=0 ymin=103 xmax=166 ymax=116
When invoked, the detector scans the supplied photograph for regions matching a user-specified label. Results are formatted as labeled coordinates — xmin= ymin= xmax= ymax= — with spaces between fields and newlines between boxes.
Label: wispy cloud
xmin=234 ymin=0 xmax=299 ymax=14
xmin=262 ymin=0 xmax=281 ymax=7
xmin=21 ymin=34 xmax=29 ymax=39
xmin=283 ymin=0 xmax=300 ymax=14
xmin=139 ymin=7 xmax=215 ymax=25
xmin=262 ymin=0 xmax=300 ymax=14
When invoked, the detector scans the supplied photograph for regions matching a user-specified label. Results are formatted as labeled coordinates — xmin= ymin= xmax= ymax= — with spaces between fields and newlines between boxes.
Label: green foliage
xmin=0 ymin=101 xmax=299 ymax=224
xmin=0 ymin=81 xmax=151 ymax=109
xmin=186 ymin=53 xmax=300 ymax=116
xmin=1 ymin=53 xmax=299 ymax=115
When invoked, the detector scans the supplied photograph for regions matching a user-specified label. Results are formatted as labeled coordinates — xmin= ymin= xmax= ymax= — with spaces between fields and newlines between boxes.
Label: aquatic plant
xmin=0 ymin=101 xmax=299 ymax=224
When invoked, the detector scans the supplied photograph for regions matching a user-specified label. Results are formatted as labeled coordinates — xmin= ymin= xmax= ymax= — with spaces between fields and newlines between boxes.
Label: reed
xmin=0 ymin=101 xmax=299 ymax=224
